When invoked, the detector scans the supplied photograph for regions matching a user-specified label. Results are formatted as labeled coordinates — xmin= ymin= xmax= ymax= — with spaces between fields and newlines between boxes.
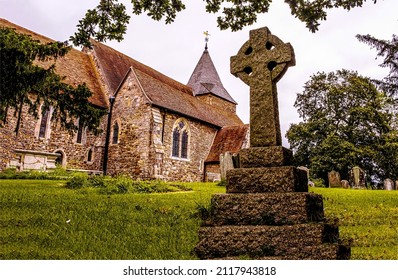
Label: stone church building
xmin=0 ymin=19 xmax=249 ymax=181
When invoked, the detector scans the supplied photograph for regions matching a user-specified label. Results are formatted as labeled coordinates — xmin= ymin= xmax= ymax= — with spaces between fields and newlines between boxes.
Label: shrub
xmin=312 ymin=178 xmax=326 ymax=188
xmin=65 ymin=173 xmax=89 ymax=189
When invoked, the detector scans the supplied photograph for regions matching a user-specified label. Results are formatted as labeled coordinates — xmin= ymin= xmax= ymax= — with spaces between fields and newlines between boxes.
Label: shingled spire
xmin=187 ymin=46 xmax=237 ymax=104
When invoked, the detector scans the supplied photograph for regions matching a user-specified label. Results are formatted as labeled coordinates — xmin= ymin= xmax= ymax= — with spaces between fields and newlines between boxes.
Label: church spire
xmin=187 ymin=35 xmax=237 ymax=105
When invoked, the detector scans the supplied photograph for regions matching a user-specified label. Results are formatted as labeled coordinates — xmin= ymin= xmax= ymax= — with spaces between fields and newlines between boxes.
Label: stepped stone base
xmin=195 ymin=224 xmax=343 ymax=259
xmin=209 ymin=244 xmax=351 ymax=260
xmin=210 ymin=192 xmax=324 ymax=226
xmin=227 ymin=166 xmax=308 ymax=193
xmin=240 ymin=147 xmax=293 ymax=168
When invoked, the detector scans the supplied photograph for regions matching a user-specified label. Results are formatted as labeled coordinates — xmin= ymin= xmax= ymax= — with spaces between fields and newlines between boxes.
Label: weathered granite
xmin=239 ymin=146 xmax=293 ymax=168
xmin=195 ymin=224 xmax=341 ymax=259
xmin=209 ymin=192 xmax=324 ymax=226
xmin=210 ymin=244 xmax=351 ymax=260
xmin=195 ymin=26 xmax=350 ymax=260
xmin=230 ymin=27 xmax=295 ymax=147
xmin=227 ymin=167 xmax=308 ymax=193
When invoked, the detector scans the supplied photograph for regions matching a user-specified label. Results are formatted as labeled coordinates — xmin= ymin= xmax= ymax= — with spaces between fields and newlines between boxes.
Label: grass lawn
xmin=312 ymin=187 xmax=398 ymax=260
xmin=1 ymin=179 xmax=397 ymax=259
xmin=0 ymin=180 xmax=223 ymax=259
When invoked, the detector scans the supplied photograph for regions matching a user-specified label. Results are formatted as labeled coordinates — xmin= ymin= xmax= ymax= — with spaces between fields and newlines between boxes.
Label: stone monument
xmin=349 ymin=166 xmax=366 ymax=189
xmin=328 ymin=170 xmax=342 ymax=188
xmin=195 ymin=27 xmax=350 ymax=259
xmin=384 ymin=179 xmax=395 ymax=191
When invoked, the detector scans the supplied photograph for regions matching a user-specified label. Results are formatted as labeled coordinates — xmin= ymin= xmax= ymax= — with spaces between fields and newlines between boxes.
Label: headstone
xmin=341 ymin=180 xmax=350 ymax=189
xmin=219 ymin=152 xmax=235 ymax=181
xmin=350 ymin=166 xmax=366 ymax=189
xmin=328 ymin=170 xmax=341 ymax=188
xmin=195 ymin=27 xmax=350 ymax=260
xmin=384 ymin=179 xmax=395 ymax=191
xmin=298 ymin=166 xmax=310 ymax=177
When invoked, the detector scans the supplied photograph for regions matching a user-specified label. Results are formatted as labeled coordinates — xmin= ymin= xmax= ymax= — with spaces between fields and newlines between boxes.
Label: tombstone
xmin=195 ymin=27 xmax=350 ymax=260
xmin=350 ymin=166 xmax=366 ymax=189
xmin=219 ymin=152 xmax=235 ymax=181
xmin=298 ymin=166 xmax=310 ymax=178
xmin=384 ymin=179 xmax=395 ymax=191
xmin=341 ymin=180 xmax=350 ymax=189
xmin=328 ymin=170 xmax=341 ymax=188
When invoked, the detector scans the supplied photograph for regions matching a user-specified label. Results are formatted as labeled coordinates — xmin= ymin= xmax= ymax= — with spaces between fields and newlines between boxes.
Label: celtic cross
xmin=231 ymin=27 xmax=295 ymax=147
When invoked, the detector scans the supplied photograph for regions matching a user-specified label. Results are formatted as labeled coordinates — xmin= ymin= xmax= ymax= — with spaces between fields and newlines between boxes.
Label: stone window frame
xmin=54 ymin=149 xmax=67 ymax=168
xmin=111 ymin=119 xmax=121 ymax=145
xmin=36 ymin=105 xmax=53 ymax=140
xmin=74 ymin=118 xmax=87 ymax=145
xmin=86 ymin=147 xmax=95 ymax=164
xmin=171 ymin=118 xmax=190 ymax=161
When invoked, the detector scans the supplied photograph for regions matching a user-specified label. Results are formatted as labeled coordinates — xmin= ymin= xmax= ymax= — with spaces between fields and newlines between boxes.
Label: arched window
xmin=76 ymin=119 xmax=84 ymax=144
xmin=87 ymin=148 xmax=94 ymax=163
xmin=38 ymin=106 xmax=51 ymax=139
xmin=112 ymin=122 xmax=119 ymax=144
xmin=171 ymin=119 xmax=190 ymax=159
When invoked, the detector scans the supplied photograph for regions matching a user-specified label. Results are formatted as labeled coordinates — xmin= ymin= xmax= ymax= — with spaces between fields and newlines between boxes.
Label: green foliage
xmin=71 ymin=0 xmax=378 ymax=47
xmin=64 ymin=174 xmax=192 ymax=194
xmin=65 ymin=173 xmax=89 ymax=189
xmin=357 ymin=34 xmax=398 ymax=101
xmin=70 ymin=0 xmax=131 ymax=48
xmin=312 ymin=178 xmax=326 ymax=188
xmin=286 ymin=69 xmax=398 ymax=185
xmin=0 ymin=167 xmax=70 ymax=180
xmin=0 ymin=27 xmax=106 ymax=134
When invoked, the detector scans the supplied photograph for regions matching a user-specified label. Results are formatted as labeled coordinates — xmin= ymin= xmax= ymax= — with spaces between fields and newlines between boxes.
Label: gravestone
xmin=384 ymin=179 xmax=395 ymax=191
xmin=341 ymin=180 xmax=350 ymax=189
xmin=195 ymin=27 xmax=350 ymax=260
xmin=328 ymin=170 xmax=341 ymax=188
xmin=350 ymin=166 xmax=366 ymax=189
xmin=219 ymin=152 xmax=235 ymax=181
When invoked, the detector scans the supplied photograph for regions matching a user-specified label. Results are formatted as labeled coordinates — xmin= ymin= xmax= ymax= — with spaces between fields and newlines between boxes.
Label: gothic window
xmin=112 ymin=122 xmax=119 ymax=144
xmin=38 ymin=107 xmax=51 ymax=139
xmin=76 ymin=119 xmax=84 ymax=144
xmin=87 ymin=148 xmax=94 ymax=163
xmin=181 ymin=130 xmax=188 ymax=158
xmin=171 ymin=119 xmax=190 ymax=159
xmin=172 ymin=128 xmax=180 ymax=157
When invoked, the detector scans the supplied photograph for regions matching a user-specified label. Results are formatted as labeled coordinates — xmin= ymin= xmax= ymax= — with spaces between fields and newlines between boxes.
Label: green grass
xmin=1 ymin=180 xmax=397 ymax=259
xmin=0 ymin=180 xmax=223 ymax=259
xmin=311 ymin=187 xmax=398 ymax=260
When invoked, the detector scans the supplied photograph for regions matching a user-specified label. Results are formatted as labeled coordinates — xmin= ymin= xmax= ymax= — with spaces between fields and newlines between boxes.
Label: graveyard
xmin=0 ymin=178 xmax=397 ymax=259
xmin=1 ymin=2 xmax=397 ymax=262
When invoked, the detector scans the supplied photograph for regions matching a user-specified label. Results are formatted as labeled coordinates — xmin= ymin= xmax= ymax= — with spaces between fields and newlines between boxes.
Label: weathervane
xmin=204 ymin=31 xmax=211 ymax=50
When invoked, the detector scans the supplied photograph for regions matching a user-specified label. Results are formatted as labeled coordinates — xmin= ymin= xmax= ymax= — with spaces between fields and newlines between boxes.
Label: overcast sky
xmin=1 ymin=0 xmax=397 ymax=146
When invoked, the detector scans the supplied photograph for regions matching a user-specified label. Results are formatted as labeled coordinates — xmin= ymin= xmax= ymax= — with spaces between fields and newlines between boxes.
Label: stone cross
xmin=231 ymin=27 xmax=295 ymax=147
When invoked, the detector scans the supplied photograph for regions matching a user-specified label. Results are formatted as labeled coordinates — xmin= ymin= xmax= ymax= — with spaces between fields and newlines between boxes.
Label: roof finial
xmin=203 ymin=31 xmax=210 ymax=50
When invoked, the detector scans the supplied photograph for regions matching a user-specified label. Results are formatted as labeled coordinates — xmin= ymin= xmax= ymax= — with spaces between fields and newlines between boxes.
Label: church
xmin=0 ymin=18 xmax=249 ymax=182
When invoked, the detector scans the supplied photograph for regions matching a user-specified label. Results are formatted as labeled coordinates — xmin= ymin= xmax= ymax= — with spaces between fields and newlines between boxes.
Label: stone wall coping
xmin=14 ymin=149 xmax=61 ymax=157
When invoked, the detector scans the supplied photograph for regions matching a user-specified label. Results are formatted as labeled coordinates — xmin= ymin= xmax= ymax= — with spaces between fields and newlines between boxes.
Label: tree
xmin=356 ymin=34 xmax=398 ymax=101
xmin=70 ymin=0 xmax=378 ymax=47
xmin=286 ymin=69 xmax=398 ymax=186
xmin=0 ymin=27 xmax=105 ymax=135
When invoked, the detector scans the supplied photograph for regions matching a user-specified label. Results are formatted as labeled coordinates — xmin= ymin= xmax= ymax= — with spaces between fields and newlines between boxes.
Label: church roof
xmin=187 ymin=48 xmax=237 ymax=104
xmin=91 ymin=41 xmax=243 ymax=127
xmin=0 ymin=18 xmax=108 ymax=108
xmin=205 ymin=124 xmax=249 ymax=163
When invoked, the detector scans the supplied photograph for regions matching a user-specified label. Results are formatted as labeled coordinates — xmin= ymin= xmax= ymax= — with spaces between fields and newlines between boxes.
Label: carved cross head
xmin=231 ymin=27 xmax=295 ymax=86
